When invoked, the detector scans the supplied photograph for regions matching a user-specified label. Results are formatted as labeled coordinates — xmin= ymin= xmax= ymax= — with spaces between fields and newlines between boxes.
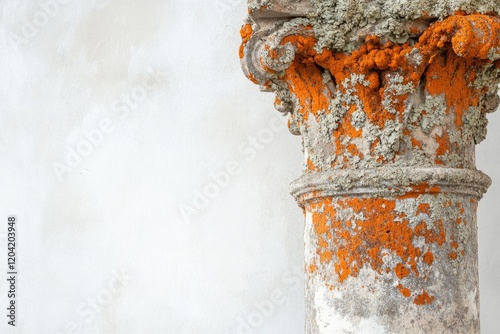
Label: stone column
xmin=240 ymin=1 xmax=500 ymax=333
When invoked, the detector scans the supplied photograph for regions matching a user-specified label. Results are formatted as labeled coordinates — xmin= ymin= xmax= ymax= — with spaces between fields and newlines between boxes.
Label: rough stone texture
xmin=240 ymin=1 xmax=500 ymax=333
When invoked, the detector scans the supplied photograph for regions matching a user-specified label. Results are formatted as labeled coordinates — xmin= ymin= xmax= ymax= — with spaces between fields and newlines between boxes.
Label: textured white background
xmin=0 ymin=1 xmax=498 ymax=333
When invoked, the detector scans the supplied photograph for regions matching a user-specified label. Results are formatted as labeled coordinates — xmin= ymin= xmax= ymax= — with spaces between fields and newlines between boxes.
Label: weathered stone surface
xmin=240 ymin=1 xmax=500 ymax=332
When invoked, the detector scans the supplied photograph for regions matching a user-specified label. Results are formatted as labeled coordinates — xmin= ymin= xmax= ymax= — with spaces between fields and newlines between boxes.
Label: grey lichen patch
xmin=367 ymin=120 xmax=404 ymax=161
xmin=473 ymin=64 xmax=500 ymax=91
xmin=408 ymin=93 xmax=447 ymax=134
xmin=389 ymin=74 xmax=413 ymax=92
xmin=300 ymin=73 xmax=381 ymax=169
xmin=488 ymin=47 xmax=500 ymax=61
xmin=393 ymin=194 xmax=474 ymax=276
xmin=462 ymin=106 xmax=488 ymax=144
xmin=325 ymin=97 xmax=349 ymax=131
xmin=399 ymin=89 xmax=480 ymax=167
xmin=318 ymin=109 xmax=335 ymax=139
xmin=274 ymin=85 xmax=297 ymax=114
xmin=309 ymin=0 xmax=500 ymax=53
xmin=333 ymin=75 xmax=370 ymax=124
xmin=442 ymin=151 xmax=465 ymax=166
xmin=248 ymin=0 xmax=273 ymax=12
xmin=334 ymin=205 xmax=367 ymax=224
xmin=448 ymin=219 xmax=472 ymax=273
xmin=261 ymin=43 xmax=296 ymax=71
xmin=395 ymin=198 xmax=421 ymax=226
xmin=323 ymin=74 xmax=369 ymax=129
xmin=302 ymin=113 xmax=340 ymax=171
xmin=480 ymin=93 xmax=500 ymax=115
xmin=382 ymin=73 xmax=417 ymax=116
xmin=351 ymin=109 xmax=366 ymax=129
xmin=322 ymin=68 xmax=334 ymax=84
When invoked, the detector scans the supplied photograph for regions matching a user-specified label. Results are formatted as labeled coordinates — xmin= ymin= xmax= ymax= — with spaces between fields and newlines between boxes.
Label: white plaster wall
xmin=0 ymin=1 xmax=497 ymax=333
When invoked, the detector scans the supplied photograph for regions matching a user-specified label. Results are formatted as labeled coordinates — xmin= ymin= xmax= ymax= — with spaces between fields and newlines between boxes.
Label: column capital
xmin=241 ymin=5 xmax=500 ymax=171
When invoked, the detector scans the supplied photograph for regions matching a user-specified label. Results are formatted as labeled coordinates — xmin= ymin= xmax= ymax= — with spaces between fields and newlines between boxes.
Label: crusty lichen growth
xmin=309 ymin=0 xmax=500 ymax=52
xmin=306 ymin=191 xmax=477 ymax=300
xmin=248 ymin=0 xmax=273 ymax=12
xmin=258 ymin=15 xmax=500 ymax=173
xmin=241 ymin=7 xmax=500 ymax=174
xmin=240 ymin=5 xmax=499 ymax=333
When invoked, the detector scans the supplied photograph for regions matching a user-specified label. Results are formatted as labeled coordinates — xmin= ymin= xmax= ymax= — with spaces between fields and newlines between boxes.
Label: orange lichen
xmin=414 ymin=291 xmax=435 ymax=305
xmin=417 ymin=203 xmax=431 ymax=215
xmin=434 ymin=132 xmax=452 ymax=165
xmin=313 ymin=37 xmax=415 ymax=131
xmin=400 ymin=183 xmax=441 ymax=199
xmin=423 ymin=48 xmax=480 ymax=128
xmin=395 ymin=263 xmax=411 ymax=280
xmin=269 ymin=33 xmax=416 ymax=153
xmin=397 ymin=284 xmax=412 ymax=298
xmin=414 ymin=220 xmax=447 ymax=246
xmin=423 ymin=252 xmax=435 ymax=266
xmin=320 ymin=250 xmax=333 ymax=263
xmin=310 ymin=197 xmax=447 ymax=287
xmin=241 ymin=14 xmax=500 ymax=170
xmin=307 ymin=158 xmax=319 ymax=172
xmin=346 ymin=142 xmax=363 ymax=159
xmin=283 ymin=56 xmax=331 ymax=123
xmin=409 ymin=26 xmax=421 ymax=35
xmin=278 ymin=34 xmax=421 ymax=164
xmin=239 ymin=23 xmax=253 ymax=59
xmin=411 ymin=137 xmax=424 ymax=150
xmin=246 ymin=72 xmax=259 ymax=85
xmin=418 ymin=14 xmax=500 ymax=59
